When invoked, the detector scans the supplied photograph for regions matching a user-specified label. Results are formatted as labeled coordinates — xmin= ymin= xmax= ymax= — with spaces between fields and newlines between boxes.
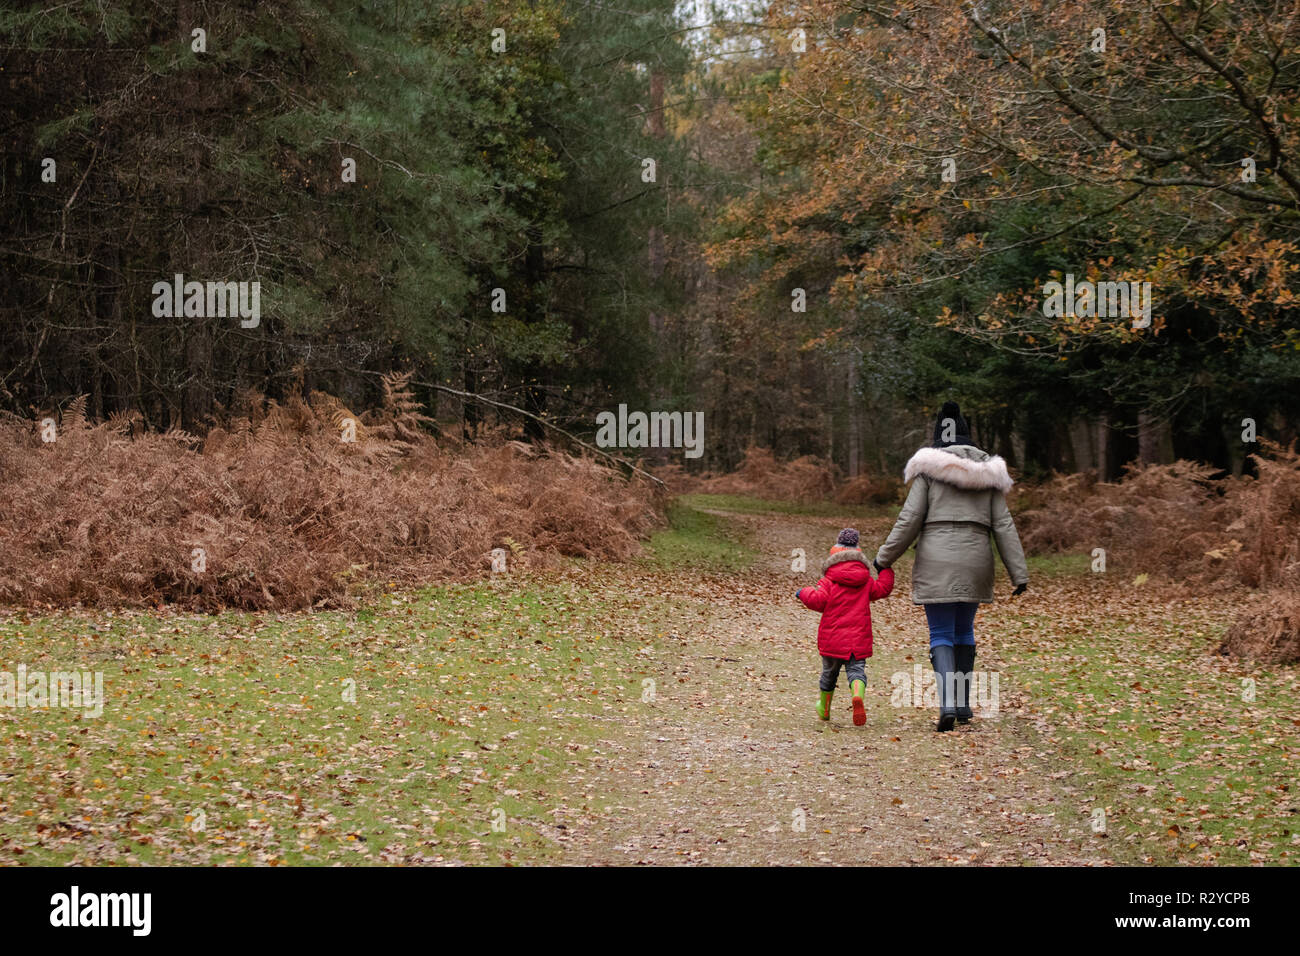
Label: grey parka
xmin=875 ymin=444 xmax=1029 ymax=604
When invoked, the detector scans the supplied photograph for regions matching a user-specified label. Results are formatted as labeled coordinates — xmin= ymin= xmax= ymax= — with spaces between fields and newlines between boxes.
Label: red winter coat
xmin=797 ymin=548 xmax=895 ymax=659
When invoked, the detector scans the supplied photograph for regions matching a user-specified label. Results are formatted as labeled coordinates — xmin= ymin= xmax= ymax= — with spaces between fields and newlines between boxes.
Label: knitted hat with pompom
xmin=836 ymin=528 xmax=860 ymax=548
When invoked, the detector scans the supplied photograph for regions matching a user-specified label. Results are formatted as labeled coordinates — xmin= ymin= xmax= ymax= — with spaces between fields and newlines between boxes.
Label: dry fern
xmin=61 ymin=394 xmax=89 ymax=433
xmin=0 ymin=385 xmax=661 ymax=611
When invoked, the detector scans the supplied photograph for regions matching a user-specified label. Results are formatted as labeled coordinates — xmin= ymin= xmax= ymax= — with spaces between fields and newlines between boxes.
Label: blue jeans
xmin=924 ymin=602 xmax=978 ymax=648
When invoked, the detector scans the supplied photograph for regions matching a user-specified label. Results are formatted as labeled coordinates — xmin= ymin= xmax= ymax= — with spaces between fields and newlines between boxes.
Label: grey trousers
xmin=819 ymin=655 xmax=866 ymax=692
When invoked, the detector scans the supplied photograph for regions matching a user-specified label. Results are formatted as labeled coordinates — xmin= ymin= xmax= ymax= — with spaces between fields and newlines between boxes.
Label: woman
xmin=873 ymin=402 xmax=1029 ymax=731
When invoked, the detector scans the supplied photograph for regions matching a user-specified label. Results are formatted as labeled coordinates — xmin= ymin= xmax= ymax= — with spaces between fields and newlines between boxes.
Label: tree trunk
xmin=846 ymin=358 xmax=860 ymax=477
xmin=1138 ymin=408 xmax=1174 ymax=465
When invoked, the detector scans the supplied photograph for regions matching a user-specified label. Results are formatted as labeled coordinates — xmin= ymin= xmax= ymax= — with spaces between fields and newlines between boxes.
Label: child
xmin=796 ymin=528 xmax=894 ymax=726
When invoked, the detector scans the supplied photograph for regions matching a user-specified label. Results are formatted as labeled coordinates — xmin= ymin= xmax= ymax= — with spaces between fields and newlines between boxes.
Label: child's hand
xmin=869 ymin=565 xmax=895 ymax=600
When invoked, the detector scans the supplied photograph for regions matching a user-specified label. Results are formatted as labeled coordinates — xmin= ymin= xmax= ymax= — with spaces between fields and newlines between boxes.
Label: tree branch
xmin=360 ymin=371 xmax=666 ymax=488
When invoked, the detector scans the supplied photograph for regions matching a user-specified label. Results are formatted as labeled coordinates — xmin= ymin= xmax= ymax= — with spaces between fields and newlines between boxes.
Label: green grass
xmin=0 ymin=496 xmax=766 ymax=866
xmin=0 ymin=579 xmax=655 ymax=865
xmin=641 ymin=498 xmax=757 ymax=570
xmin=994 ymin=540 xmax=1297 ymax=865
xmin=1002 ymin=601 xmax=1297 ymax=865
xmin=677 ymin=492 xmax=895 ymax=520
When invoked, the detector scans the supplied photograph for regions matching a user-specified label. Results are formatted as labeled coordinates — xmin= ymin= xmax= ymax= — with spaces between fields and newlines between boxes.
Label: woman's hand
xmin=1012 ymin=582 xmax=1028 ymax=597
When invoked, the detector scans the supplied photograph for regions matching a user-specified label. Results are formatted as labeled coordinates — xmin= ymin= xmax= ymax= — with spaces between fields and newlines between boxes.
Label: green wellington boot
xmin=817 ymin=689 xmax=834 ymax=721
xmin=850 ymin=679 xmax=867 ymax=726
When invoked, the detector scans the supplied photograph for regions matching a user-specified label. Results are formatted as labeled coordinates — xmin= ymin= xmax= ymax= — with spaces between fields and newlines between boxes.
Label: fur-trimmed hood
xmin=903 ymin=445 xmax=1013 ymax=493
xmin=823 ymin=547 xmax=869 ymax=573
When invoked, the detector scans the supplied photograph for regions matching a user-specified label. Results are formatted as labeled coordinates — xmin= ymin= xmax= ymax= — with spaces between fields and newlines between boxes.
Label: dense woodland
xmin=3 ymin=0 xmax=1299 ymax=479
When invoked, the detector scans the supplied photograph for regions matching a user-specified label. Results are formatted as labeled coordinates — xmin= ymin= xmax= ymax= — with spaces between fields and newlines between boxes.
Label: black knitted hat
xmin=933 ymin=401 xmax=971 ymax=447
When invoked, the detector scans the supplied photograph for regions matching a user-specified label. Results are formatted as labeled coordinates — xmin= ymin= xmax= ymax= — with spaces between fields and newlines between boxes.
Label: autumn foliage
xmin=656 ymin=445 xmax=902 ymax=504
xmin=1015 ymin=442 xmax=1300 ymax=662
xmin=0 ymin=375 xmax=662 ymax=611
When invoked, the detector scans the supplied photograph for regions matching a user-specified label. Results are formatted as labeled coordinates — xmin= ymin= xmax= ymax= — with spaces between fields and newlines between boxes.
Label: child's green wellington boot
xmin=817 ymin=690 xmax=834 ymax=721
xmin=850 ymin=679 xmax=867 ymax=726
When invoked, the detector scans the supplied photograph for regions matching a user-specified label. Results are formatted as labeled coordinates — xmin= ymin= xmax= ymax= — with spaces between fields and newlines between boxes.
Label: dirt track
xmin=551 ymin=506 xmax=1113 ymax=865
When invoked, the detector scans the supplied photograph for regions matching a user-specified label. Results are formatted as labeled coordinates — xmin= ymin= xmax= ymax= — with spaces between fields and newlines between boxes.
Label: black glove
xmin=1012 ymin=582 xmax=1028 ymax=597
xmin=872 ymin=559 xmax=885 ymax=573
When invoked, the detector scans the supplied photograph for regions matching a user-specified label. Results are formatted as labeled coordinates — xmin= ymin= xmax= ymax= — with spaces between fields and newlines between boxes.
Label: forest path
xmin=551 ymin=504 xmax=1114 ymax=865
